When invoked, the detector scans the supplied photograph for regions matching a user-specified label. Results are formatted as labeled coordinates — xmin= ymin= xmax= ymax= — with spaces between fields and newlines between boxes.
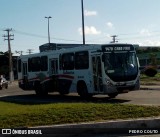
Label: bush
xmin=144 ymin=66 xmax=157 ymax=77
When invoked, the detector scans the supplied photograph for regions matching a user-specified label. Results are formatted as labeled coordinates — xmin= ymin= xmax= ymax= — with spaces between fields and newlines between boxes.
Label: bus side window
xmin=18 ymin=59 xmax=21 ymax=72
xmin=75 ymin=51 xmax=89 ymax=69
xmin=62 ymin=53 xmax=74 ymax=70
xmin=28 ymin=58 xmax=32 ymax=72
xmin=59 ymin=54 xmax=62 ymax=70
xmin=41 ymin=56 xmax=48 ymax=71
xmin=31 ymin=57 xmax=41 ymax=72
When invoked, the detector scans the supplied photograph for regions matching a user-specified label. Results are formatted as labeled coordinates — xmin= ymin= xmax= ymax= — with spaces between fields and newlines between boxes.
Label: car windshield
xmin=103 ymin=52 xmax=138 ymax=82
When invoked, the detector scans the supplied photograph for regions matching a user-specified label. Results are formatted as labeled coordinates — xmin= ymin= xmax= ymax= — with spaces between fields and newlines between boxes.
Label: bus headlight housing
xmin=105 ymin=78 xmax=113 ymax=86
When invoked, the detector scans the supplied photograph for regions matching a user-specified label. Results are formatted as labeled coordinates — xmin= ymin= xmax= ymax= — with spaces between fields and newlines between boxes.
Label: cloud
xmin=142 ymin=40 xmax=160 ymax=46
xmin=106 ymin=22 xmax=114 ymax=29
xmin=78 ymin=26 xmax=101 ymax=35
xmin=137 ymin=40 xmax=160 ymax=46
xmin=84 ymin=10 xmax=97 ymax=16
xmin=140 ymin=29 xmax=151 ymax=36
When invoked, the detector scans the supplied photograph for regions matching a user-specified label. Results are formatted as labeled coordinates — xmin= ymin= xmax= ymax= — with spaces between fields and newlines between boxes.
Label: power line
xmin=9 ymin=28 xmax=160 ymax=43
xmin=120 ymin=33 xmax=160 ymax=41
xmin=13 ymin=29 xmax=82 ymax=42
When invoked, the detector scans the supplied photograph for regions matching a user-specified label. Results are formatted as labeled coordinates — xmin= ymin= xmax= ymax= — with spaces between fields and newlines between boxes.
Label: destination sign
xmin=102 ymin=45 xmax=134 ymax=52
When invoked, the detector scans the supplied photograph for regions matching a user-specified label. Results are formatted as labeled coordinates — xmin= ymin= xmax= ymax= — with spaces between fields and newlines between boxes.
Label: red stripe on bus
xmin=58 ymin=74 xmax=74 ymax=80
xmin=29 ymin=77 xmax=40 ymax=81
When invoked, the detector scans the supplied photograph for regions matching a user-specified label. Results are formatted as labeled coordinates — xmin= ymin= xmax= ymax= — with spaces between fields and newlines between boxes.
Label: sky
xmin=1 ymin=0 xmax=160 ymax=55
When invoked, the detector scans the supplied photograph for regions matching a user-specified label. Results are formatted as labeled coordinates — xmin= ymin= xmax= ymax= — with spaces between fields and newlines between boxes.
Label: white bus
xmin=17 ymin=43 xmax=140 ymax=98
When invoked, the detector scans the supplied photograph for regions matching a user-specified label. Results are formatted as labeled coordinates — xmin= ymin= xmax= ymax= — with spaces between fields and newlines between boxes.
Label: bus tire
xmin=34 ymin=82 xmax=48 ymax=96
xmin=77 ymin=81 xmax=92 ymax=99
xmin=108 ymin=93 xmax=118 ymax=98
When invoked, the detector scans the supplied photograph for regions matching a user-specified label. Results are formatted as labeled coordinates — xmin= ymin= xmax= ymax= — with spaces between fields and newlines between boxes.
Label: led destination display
xmin=102 ymin=44 xmax=135 ymax=52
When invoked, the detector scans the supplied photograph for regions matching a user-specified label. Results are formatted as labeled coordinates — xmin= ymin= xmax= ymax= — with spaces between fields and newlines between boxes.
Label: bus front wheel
xmin=108 ymin=93 xmax=118 ymax=98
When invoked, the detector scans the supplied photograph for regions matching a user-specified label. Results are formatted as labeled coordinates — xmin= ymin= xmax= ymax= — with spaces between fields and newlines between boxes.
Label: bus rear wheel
xmin=35 ymin=82 xmax=48 ymax=96
xmin=77 ymin=82 xmax=92 ymax=99
xmin=108 ymin=93 xmax=118 ymax=98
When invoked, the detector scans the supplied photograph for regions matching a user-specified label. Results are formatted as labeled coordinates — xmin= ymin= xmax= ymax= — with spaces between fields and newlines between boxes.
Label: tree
xmin=0 ymin=51 xmax=9 ymax=77
xmin=149 ymin=53 xmax=157 ymax=66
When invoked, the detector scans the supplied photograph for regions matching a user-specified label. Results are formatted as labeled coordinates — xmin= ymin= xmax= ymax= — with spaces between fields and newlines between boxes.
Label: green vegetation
xmin=137 ymin=47 xmax=160 ymax=54
xmin=0 ymin=101 xmax=160 ymax=128
xmin=140 ymin=72 xmax=160 ymax=85
xmin=0 ymin=52 xmax=9 ymax=75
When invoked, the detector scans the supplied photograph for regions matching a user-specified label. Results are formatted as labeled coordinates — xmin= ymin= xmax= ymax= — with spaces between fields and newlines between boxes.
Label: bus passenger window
xmin=59 ymin=54 xmax=62 ymax=70
xmin=75 ymin=51 xmax=89 ymax=69
xmin=62 ymin=53 xmax=74 ymax=70
xmin=31 ymin=57 xmax=41 ymax=72
xmin=28 ymin=58 xmax=32 ymax=72
xmin=18 ymin=59 xmax=22 ymax=72
xmin=41 ymin=56 xmax=48 ymax=71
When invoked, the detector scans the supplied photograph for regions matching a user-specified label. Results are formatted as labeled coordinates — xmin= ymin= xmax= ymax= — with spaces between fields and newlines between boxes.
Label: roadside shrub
xmin=144 ymin=66 xmax=157 ymax=77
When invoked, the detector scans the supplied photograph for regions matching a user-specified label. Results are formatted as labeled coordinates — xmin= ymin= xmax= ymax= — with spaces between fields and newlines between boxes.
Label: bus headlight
xmin=105 ymin=79 xmax=113 ymax=86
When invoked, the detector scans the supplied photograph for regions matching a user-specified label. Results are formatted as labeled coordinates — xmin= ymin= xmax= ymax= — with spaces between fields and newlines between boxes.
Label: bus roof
xmin=19 ymin=43 xmax=138 ymax=59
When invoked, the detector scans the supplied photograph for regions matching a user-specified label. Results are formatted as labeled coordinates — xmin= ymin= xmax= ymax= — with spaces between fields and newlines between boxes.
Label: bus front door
xmin=92 ymin=56 xmax=103 ymax=92
xmin=49 ymin=59 xmax=58 ymax=75
xmin=22 ymin=62 xmax=28 ymax=89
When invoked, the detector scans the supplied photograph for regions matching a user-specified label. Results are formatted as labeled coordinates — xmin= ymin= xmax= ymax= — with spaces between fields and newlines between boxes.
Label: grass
xmin=0 ymin=101 xmax=160 ymax=128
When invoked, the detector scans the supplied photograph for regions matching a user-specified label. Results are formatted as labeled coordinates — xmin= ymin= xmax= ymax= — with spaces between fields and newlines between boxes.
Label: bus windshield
xmin=103 ymin=52 xmax=138 ymax=82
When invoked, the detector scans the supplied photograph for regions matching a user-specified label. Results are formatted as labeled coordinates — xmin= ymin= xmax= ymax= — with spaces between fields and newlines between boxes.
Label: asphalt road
xmin=0 ymin=82 xmax=160 ymax=106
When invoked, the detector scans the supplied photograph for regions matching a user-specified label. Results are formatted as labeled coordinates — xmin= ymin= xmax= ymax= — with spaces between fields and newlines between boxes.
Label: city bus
xmin=17 ymin=43 xmax=140 ymax=98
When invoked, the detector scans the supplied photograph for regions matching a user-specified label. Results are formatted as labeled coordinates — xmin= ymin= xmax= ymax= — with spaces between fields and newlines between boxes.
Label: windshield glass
xmin=104 ymin=52 xmax=138 ymax=82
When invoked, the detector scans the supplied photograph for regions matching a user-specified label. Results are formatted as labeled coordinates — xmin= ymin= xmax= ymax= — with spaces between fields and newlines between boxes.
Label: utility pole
xmin=3 ymin=28 xmax=14 ymax=83
xmin=81 ymin=0 xmax=85 ymax=45
xmin=110 ymin=35 xmax=118 ymax=43
xmin=15 ymin=50 xmax=23 ymax=55
xmin=26 ymin=49 xmax=33 ymax=54
xmin=45 ymin=16 xmax=52 ymax=44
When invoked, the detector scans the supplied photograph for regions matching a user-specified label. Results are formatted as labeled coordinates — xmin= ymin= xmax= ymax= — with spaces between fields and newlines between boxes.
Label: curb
xmin=28 ymin=117 xmax=160 ymax=135
xmin=140 ymin=88 xmax=160 ymax=90
xmin=140 ymin=85 xmax=160 ymax=90
xmin=34 ymin=117 xmax=160 ymax=128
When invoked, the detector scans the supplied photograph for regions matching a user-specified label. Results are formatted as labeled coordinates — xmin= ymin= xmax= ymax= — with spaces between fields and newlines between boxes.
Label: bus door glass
xmin=22 ymin=62 xmax=28 ymax=83
xmin=92 ymin=55 xmax=103 ymax=92
xmin=49 ymin=59 xmax=58 ymax=75
xmin=49 ymin=59 xmax=58 ymax=90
